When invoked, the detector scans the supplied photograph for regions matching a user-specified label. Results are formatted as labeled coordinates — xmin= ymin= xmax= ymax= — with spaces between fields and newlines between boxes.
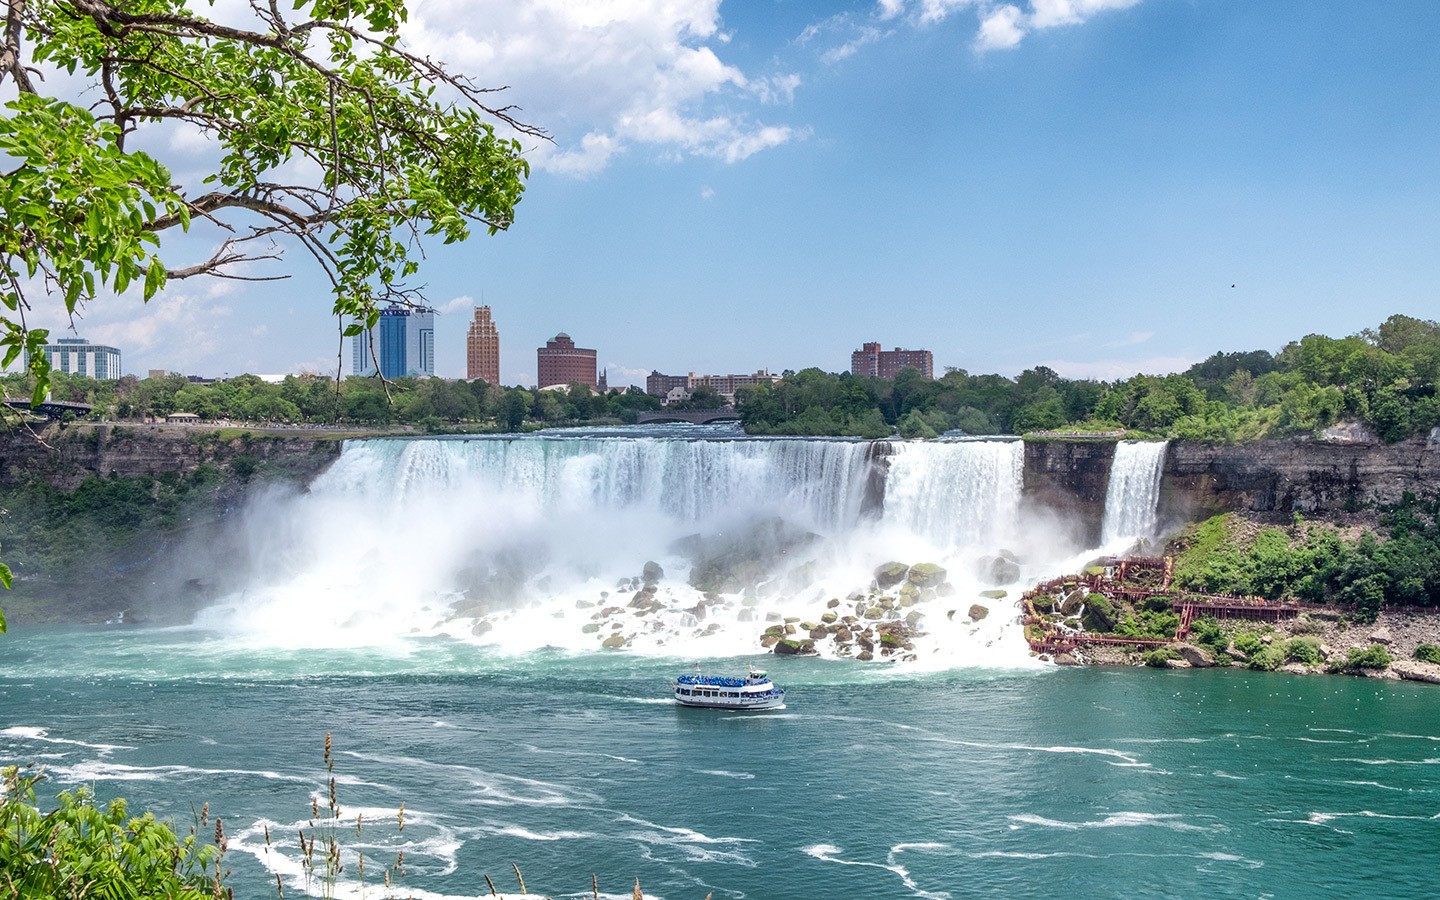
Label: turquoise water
xmin=3 ymin=627 xmax=1439 ymax=899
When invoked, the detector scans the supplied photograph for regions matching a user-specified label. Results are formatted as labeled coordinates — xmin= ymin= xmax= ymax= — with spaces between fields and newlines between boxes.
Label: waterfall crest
xmin=1099 ymin=441 xmax=1169 ymax=545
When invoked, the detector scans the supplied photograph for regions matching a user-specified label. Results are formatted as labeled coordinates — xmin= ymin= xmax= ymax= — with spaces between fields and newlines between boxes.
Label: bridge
xmin=3 ymin=396 xmax=95 ymax=419
xmin=636 ymin=408 xmax=740 ymax=425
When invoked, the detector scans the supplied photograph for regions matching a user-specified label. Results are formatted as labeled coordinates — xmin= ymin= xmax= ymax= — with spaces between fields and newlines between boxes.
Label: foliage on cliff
xmin=732 ymin=314 xmax=1440 ymax=441
xmin=1170 ymin=507 xmax=1440 ymax=619
xmin=1 ymin=370 xmax=662 ymax=431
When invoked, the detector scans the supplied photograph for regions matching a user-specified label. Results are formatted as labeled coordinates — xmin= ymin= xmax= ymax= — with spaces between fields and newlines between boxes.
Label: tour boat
xmin=673 ymin=668 xmax=785 ymax=710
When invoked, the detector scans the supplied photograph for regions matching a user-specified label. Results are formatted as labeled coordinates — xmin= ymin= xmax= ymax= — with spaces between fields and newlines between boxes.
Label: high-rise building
xmin=32 ymin=337 xmax=122 ymax=380
xmin=352 ymin=306 xmax=435 ymax=378
xmin=466 ymin=305 xmax=500 ymax=384
xmin=851 ymin=342 xmax=934 ymax=380
xmin=536 ymin=332 xmax=597 ymax=389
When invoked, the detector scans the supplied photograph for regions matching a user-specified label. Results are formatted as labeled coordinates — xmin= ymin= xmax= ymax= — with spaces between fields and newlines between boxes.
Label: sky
xmin=20 ymin=0 xmax=1440 ymax=386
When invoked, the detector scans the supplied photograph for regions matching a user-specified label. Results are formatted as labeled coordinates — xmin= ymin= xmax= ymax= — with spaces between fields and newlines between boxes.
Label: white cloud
xmin=872 ymin=0 xmax=1143 ymax=51
xmin=436 ymin=295 xmax=477 ymax=316
xmin=603 ymin=364 xmax=650 ymax=387
xmin=700 ymin=185 xmax=715 ymax=200
xmin=976 ymin=5 xmax=1026 ymax=50
xmin=401 ymin=0 xmax=801 ymax=177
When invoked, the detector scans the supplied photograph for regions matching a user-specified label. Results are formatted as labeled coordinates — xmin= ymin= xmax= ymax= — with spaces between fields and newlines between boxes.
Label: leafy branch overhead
xmin=1 ymin=0 xmax=541 ymax=400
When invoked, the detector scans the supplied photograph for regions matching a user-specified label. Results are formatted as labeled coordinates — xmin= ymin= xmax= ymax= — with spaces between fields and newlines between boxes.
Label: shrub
xmin=0 ymin=766 xmax=222 ymax=898
xmin=1247 ymin=644 xmax=1286 ymax=671
xmin=1144 ymin=647 xmax=1180 ymax=668
xmin=1284 ymin=636 xmax=1324 ymax=665
xmin=1415 ymin=644 xmax=1440 ymax=665
xmin=1344 ymin=644 xmax=1392 ymax=670
xmin=1189 ymin=616 xmax=1229 ymax=654
xmin=1233 ymin=631 xmax=1264 ymax=656
xmin=1081 ymin=594 xmax=1117 ymax=633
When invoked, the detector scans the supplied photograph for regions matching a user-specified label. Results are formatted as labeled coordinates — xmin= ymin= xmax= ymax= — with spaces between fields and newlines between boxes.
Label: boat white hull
xmin=673 ymin=693 xmax=785 ymax=711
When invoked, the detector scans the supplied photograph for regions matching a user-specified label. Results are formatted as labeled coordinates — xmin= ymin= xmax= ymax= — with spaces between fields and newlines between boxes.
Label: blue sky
xmin=33 ymin=0 xmax=1440 ymax=385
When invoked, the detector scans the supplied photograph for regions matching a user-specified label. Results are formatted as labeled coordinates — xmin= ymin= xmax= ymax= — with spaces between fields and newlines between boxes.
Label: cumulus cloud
xmin=603 ymin=364 xmax=651 ymax=388
xmin=976 ymin=5 xmax=1026 ymax=50
xmin=436 ymin=295 xmax=477 ymax=316
xmin=401 ymin=0 xmax=801 ymax=177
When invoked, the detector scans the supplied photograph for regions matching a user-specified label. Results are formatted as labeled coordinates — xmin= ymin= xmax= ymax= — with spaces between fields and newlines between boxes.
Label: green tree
xmin=1 ymin=0 xmax=538 ymax=404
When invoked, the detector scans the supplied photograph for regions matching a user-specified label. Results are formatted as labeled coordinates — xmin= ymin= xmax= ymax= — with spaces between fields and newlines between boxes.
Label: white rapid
xmin=1099 ymin=440 xmax=1169 ymax=545
xmin=197 ymin=434 xmax=1046 ymax=668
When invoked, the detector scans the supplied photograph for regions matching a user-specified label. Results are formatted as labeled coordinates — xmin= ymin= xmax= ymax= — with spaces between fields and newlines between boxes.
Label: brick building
xmin=850 ymin=342 xmax=934 ymax=380
xmin=646 ymin=369 xmax=782 ymax=404
xmin=537 ymin=332 xmax=597 ymax=389
xmin=466 ymin=305 xmax=500 ymax=384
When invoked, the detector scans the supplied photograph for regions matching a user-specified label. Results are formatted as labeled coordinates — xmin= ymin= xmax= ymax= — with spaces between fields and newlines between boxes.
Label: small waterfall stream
xmin=1099 ymin=440 xmax=1169 ymax=544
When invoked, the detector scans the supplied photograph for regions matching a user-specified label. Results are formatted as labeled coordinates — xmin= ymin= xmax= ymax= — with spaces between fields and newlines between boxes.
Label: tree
xmin=1 ymin=0 xmax=539 ymax=404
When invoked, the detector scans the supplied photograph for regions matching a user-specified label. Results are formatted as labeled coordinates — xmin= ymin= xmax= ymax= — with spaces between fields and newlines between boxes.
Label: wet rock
xmin=834 ymin=628 xmax=853 ymax=642
xmin=979 ymin=555 xmax=1021 ymax=586
xmin=766 ymin=612 xmax=782 ymax=622
xmin=1393 ymin=660 xmax=1440 ymax=684
xmin=905 ymin=611 xmax=923 ymax=629
xmin=979 ymin=589 xmax=1008 ymax=600
xmin=773 ymin=638 xmax=817 ymax=656
xmin=827 ymin=598 xmax=842 ymax=609
xmin=1369 ymin=627 xmax=1393 ymax=645
xmin=737 ymin=608 xmax=756 ymax=623
xmin=760 ymin=634 xmax=780 ymax=649
xmin=642 ymin=560 xmax=665 ymax=582
xmin=628 ymin=592 xmax=649 ymax=608
xmin=968 ymin=604 xmax=989 ymax=622
xmin=874 ymin=561 xmax=910 ymax=589
xmin=821 ymin=611 xmax=839 ymax=624
xmin=601 ymin=635 xmax=627 ymax=649
xmin=809 ymin=627 xmax=829 ymax=640
xmin=857 ymin=650 xmax=874 ymax=661
xmin=575 ymin=599 xmax=595 ymax=609
xmin=864 ymin=606 xmax=884 ymax=620
xmin=581 ymin=623 xmax=600 ymax=634
xmin=936 ymin=582 xmax=955 ymax=597
xmin=1053 ymin=653 xmax=1081 ymax=666
xmin=907 ymin=562 xmax=947 ymax=588
xmin=784 ymin=623 xmax=797 ymax=635
xmin=471 ymin=620 xmax=492 ymax=637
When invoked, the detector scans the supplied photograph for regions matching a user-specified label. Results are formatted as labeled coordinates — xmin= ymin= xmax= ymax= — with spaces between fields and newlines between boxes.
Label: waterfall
xmin=198 ymin=434 xmax=1038 ymax=667
xmin=879 ymin=439 xmax=1024 ymax=549
xmin=1100 ymin=440 xmax=1169 ymax=545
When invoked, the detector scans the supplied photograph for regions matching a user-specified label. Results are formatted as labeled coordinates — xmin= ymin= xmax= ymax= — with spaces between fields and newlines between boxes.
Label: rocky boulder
xmin=967 ymin=604 xmax=989 ymax=621
xmin=1175 ymin=644 xmax=1213 ymax=668
xmin=978 ymin=555 xmax=1021 ymax=586
xmin=906 ymin=562 xmax=947 ymax=588
xmin=642 ymin=560 xmax=664 ymax=582
xmin=773 ymin=638 xmax=817 ymax=656
xmin=874 ymin=561 xmax=910 ymax=589
xmin=601 ymin=635 xmax=627 ymax=650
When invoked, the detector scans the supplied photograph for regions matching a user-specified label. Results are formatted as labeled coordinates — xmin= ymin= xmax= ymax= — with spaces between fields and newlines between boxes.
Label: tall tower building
xmin=536 ymin=332 xmax=597 ymax=389
xmin=352 ymin=306 xmax=435 ymax=378
xmin=466 ymin=305 xmax=500 ymax=384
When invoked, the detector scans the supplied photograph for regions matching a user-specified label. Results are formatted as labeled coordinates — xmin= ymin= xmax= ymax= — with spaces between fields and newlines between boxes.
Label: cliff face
xmin=1022 ymin=441 xmax=1117 ymax=546
xmin=1159 ymin=432 xmax=1440 ymax=524
xmin=1018 ymin=432 xmax=1440 ymax=534
xmin=0 ymin=424 xmax=342 ymax=489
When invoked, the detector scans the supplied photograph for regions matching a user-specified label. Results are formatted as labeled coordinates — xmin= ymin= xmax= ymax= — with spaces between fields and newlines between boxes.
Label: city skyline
xmin=17 ymin=1 xmax=1440 ymax=385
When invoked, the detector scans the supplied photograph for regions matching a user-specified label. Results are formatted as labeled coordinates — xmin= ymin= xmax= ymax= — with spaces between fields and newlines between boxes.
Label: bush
xmin=1415 ymin=643 xmax=1440 ymax=664
xmin=1284 ymin=636 xmax=1324 ymax=665
xmin=1081 ymin=594 xmax=1117 ymax=633
xmin=1144 ymin=647 xmax=1180 ymax=668
xmin=0 ymin=766 xmax=223 ymax=898
xmin=1247 ymin=644 xmax=1286 ymax=671
xmin=1189 ymin=616 xmax=1229 ymax=654
xmin=1343 ymin=644 xmax=1393 ymax=670
xmin=1233 ymin=631 xmax=1264 ymax=656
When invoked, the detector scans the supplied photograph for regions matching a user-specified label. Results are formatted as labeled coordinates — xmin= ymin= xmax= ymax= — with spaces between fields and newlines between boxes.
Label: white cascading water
xmin=1099 ymin=440 xmax=1169 ymax=545
xmin=196 ymin=434 xmax=1044 ymax=667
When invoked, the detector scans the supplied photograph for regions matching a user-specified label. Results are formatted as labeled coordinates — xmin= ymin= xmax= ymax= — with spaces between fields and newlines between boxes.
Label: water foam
xmin=1100 ymin=441 xmax=1169 ymax=544
xmin=193 ymin=435 xmax=1073 ymax=668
